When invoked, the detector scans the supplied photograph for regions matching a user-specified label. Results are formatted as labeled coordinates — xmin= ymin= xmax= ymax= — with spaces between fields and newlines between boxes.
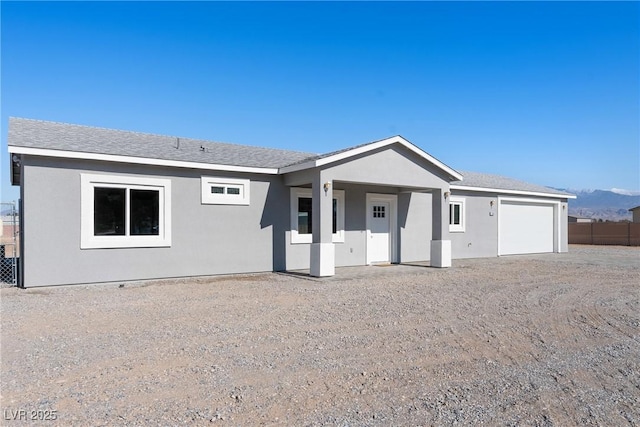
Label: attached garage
xmin=498 ymin=198 xmax=559 ymax=255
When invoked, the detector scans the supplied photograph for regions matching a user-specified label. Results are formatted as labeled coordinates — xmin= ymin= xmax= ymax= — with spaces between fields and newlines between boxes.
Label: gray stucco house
xmin=8 ymin=118 xmax=575 ymax=287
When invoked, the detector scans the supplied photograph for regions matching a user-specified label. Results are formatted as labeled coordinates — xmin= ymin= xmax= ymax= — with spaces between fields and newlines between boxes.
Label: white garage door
xmin=499 ymin=201 xmax=555 ymax=255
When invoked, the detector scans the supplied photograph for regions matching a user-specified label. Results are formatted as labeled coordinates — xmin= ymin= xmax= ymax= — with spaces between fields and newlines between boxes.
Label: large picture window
xmin=81 ymin=174 xmax=171 ymax=248
xmin=290 ymin=188 xmax=345 ymax=244
xmin=449 ymin=196 xmax=465 ymax=233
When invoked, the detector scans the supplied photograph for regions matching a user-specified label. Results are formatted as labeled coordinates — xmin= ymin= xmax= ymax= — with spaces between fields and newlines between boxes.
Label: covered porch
xmin=280 ymin=136 xmax=462 ymax=277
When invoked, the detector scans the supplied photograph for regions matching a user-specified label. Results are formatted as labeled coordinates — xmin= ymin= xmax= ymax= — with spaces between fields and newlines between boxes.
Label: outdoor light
xmin=323 ymin=182 xmax=331 ymax=193
xmin=490 ymin=200 xmax=494 ymax=207
xmin=444 ymin=191 xmax=450 ymax=199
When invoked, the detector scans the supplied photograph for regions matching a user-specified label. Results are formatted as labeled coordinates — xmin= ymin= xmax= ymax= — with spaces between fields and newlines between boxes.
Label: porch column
xmin=430 ymin=188 xmax=451 ymax=267
xmin=310 ymin=172 xmax=335 ymax=277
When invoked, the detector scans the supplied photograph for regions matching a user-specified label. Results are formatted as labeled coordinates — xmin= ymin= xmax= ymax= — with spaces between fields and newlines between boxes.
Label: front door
xmin=369 ymin=201 xmax=390 ymax=263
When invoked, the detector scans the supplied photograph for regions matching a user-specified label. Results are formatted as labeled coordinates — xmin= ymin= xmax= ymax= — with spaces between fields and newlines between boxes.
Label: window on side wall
xmin=81 ymin=174 xmax=172 ymax=249
xmin=201 ymin=177 xmax=250 ymax=205
xmin=290 ymin=188 xmax=345 ymax=244
xmin=449 ymin=196 xmax=465 ymax=233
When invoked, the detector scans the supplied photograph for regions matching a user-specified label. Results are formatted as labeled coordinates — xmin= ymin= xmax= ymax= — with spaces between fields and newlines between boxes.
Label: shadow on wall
xmin=259 ymin=179 xmax=289 ymax=271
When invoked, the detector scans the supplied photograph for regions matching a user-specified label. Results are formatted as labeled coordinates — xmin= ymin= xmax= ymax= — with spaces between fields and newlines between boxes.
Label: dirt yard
xmin=1 ymin=245 xmax=639 ymax=425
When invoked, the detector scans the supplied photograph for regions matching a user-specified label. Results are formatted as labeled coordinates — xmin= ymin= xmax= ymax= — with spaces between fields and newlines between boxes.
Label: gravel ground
xmin=1 ymin=245 xmax=639 ymax=426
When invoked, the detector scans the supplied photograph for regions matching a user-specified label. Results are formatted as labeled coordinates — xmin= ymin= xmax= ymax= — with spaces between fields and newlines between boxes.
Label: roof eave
xmin=8 ymin=146 xmax=280 ymax=175
xmin=450 ymin=184 xmax=576 ymax=199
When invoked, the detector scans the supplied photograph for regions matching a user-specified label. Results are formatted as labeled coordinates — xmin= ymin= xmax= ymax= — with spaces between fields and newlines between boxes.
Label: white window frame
xmin=81 ymin=174 xmax=172 ymax=249
xmin=290 ymin=188 xmax=345 ymax=244
xmin=449 ymin=196 xmax=465 ymax=233
xmin=201 ymin=176 xmax=250 ymax=205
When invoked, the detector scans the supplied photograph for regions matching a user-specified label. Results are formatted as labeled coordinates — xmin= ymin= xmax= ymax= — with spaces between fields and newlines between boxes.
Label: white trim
xmin=430 ymin=239 xmax=452 ymax=268
xmin=310 ymin=242 xmax=335 ymax=277
xmin=497 ymin=196 xmax=561 ymax=256
xmin=201 ymin=176 xmax=250 ymax=205
xmin=279 ymin=136 xmax=463 ymax=180
xmin=8 ymin=146 xmax=279 ymax=175
xmin=81 ymin=173 xmax=172 ymax=249
xmin=366 ymin=193 xmax=398 ymax=264
xmin=448 ymin=196 xmax=465 ymax=233
xmin=290 ymin=188 xmax=345 ymax=244
xmin=451 ymin=184 xmax=575 ymax=199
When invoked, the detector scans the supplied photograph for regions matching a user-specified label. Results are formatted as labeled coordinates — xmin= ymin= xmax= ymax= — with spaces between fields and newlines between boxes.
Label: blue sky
xmin=2 ymin=1 xmax=639 ymax=202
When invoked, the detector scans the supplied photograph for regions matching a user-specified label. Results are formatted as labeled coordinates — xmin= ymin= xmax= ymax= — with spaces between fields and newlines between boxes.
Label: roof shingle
xmin=453 ymin=170 xmax=573 ymax=197
xmin=8 ymin=117 xmax=316 ymax=169
xmin=8 ymin=117 xmax=574 ymax=198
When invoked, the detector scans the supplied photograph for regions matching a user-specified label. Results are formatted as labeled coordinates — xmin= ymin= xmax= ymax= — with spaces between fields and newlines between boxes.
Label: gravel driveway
xmin=1 ymin=245 xmax=639 ymax=426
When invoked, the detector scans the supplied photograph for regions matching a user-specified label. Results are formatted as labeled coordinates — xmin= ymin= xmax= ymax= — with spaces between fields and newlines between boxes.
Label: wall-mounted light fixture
xmin=444 ymin=191 xmax=450 ymax=199
xmin=490 ymin=200 xmax=494 ymax=207
xmin=323 ymin=182 xmax=331 ymax=193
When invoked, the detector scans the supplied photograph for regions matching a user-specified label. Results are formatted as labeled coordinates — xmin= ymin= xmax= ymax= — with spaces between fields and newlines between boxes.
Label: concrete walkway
xmin=280 ymin=261 xmax=436 ymax=281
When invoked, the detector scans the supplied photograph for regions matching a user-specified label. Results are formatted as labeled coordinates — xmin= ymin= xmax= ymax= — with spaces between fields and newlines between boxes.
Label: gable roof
xmin=8 ymin=117 xmax=315 ymax=173
xmin=452 ymin=170 xmax=575 ymax=199
xmin=8 ymin=118 xmax=462 ymax=180
xmin=8 ymin=117 xmax=573 ymax=199
xmin=279 ymin=135 xmax=463 ymax=181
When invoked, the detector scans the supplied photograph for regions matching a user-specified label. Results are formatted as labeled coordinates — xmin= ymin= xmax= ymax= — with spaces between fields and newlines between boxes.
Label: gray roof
xmin=286 ymin=136 xmax=398 ymax=166
xmin=8 ymin=117 xmax=316 ymax=169
xmin=9 ymin=117 xmax=573 ymax=197
xmin=453 ymin=170 xmax=573 ymax=196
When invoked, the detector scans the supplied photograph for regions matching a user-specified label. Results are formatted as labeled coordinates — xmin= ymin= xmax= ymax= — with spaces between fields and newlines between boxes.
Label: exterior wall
xmin=284 ymin=145 xmax=452 ymax=188
xmin=399 ymin=192 xmax=432 ymax=263
xmin=449 ymin=191 xmax=499 ymax=259
xmin=19 ymin=152 xmax=571 ymax=287
xmin=560 ymin=201 xmax=569 ymax=252
xmin=449 ymin=191 xmax=570 ymax=258
xmin=632 ymin=209 xmax=640 ymax=223
xmin=21 ymin=156 xmax=289 ymax=287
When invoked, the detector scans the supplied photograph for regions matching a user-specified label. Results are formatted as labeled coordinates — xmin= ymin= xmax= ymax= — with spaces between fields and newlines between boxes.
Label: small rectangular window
xmin=298 ymin=197 xmax=312 ymax=234
xmin=449 ymin=197 xmax=465 ymax=232
xmin=373 ymin=205 xmax=386 ymax=218
xmin=450 ymin=203 xmax=461 ymax=225
xmin=201 ymin=177 xmax=250 ymax=205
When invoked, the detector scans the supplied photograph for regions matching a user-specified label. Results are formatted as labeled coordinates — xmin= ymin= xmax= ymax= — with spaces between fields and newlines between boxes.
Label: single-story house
xmin=8 ymin=117 xmax=575 ymax=288
xmin=630 ymin=206 xmax=640 ymax=223
xmin=568 ymin=215 xmax=595 ymax=223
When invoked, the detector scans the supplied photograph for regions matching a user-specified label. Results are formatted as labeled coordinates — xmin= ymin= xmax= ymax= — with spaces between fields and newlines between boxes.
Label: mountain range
xmin=558 ymin=189 xmax=640 ymax=222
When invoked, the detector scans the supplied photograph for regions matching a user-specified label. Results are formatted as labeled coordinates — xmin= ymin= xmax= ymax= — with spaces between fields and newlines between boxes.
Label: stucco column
xmin=430 ymin=188 xmax=451 ymax=267
xmin=310 ymin=172 xmax=335 ymax=277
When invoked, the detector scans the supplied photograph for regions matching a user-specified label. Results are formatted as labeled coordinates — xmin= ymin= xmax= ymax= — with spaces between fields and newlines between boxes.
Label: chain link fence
xmin=1 ymin=202 xmax=19 ymax=286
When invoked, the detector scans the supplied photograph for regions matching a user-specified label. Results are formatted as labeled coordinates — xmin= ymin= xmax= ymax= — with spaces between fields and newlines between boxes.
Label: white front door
xmin=368 ymin=201 xmax=390 ymax=263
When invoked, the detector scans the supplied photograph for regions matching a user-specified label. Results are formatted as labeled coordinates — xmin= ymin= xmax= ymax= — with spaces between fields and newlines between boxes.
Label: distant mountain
xmin=557 ymin=189 xmax=640 ymax=221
